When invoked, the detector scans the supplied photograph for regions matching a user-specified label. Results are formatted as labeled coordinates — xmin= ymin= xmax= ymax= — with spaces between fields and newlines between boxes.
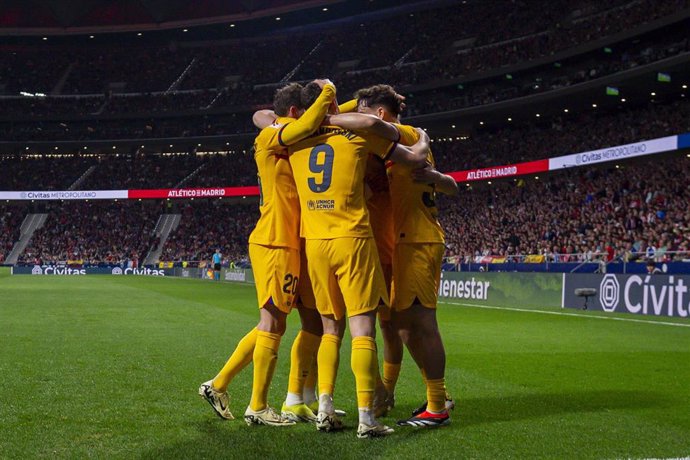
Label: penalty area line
xmin=440 ymin=301 xmax=690 ymax=328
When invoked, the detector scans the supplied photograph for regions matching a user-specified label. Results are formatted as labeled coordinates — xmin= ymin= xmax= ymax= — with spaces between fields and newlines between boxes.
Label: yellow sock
xmin=249 ymin=331 xmax=282 ymax=411
xmin=382 ymin=361 xmax=401 ymax=395
xmin=351 ymin=336 xmax=377 ymax=410
xmin=212 ymin=327 xmax=258 ymax=392
xmin=287 ymin=330 xmax=321 ymax=395
xmin=426 ymin=378 xmax=447 ymax=413
xmin=420 ymin=367 xmax=427 ymax=385
xmin=317 ymin=334 xmax=341 ymax=396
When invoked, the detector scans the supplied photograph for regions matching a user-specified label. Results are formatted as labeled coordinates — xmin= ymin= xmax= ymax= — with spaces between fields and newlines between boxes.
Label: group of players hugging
xmin=199 ymin=79 xmax=458 ymax=438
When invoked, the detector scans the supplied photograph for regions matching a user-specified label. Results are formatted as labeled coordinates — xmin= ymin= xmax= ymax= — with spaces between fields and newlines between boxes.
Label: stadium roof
xmin=0 ymin=0 xmax=427 ymax=36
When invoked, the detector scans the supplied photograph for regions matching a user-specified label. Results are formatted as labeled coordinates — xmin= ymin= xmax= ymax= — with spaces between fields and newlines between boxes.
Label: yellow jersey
xmin=288 ymin=126 xmax=395 ymax=239
xmin=365 ymin=155 xmax=394 ymax=264
xmin=386 ymin=123 xmax=445 ymax=244
xmin=248 ymin=84 xmax=336 ymax=249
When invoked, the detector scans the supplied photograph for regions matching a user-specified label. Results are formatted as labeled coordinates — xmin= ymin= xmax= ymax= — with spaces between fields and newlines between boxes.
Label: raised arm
xmin=338 ymin=98 xmax=358 ymax=113
xmin=252 ymin=109 xmax=276 ymax=130
xmin=412 ymin=165 xmax=459 ymax=196
xmin=280 ymin=80 xmax=336 ymax=145
xmin=327 ymin=113 xmax=400 ymax=142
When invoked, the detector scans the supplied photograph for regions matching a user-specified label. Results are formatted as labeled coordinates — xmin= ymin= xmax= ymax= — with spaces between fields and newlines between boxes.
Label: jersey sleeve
xmin=279 ymin=83 xmax=336 ymax=146
xmin=338 ymin=98 xmax=358 ymax=114
xmin=362 ymin=133 xmax=397 ymax=161
xmin=394 ymin=123 xmax=420 ymax=146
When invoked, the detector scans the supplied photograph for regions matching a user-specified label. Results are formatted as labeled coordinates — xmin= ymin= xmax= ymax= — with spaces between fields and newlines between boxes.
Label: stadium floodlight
xmin=650 ymin=92 xmax=656 ymax=96
xmin=230 ymin=24 xmax=235 ymax=27
xmin=592 ymin=103 xmax=597 ymax=108
xmin=479 ymin=121 xmax=484 ymax=125
xmin=507 ymin=117 xmax=512 ymax=121
xmin=621 ymin=98 xmax=626 ymax=102
xmin=275 ymin=17 xmax=281 ymax=20
xmin=536 ymin=113 xmax=540 ymax=117
xmin=564 ymin=109 xmax=569 ymax=113
xmin=42 ymin=37 xmax=47 ymax=41
xmin=683 ymin=85 xmax=688 ymax=89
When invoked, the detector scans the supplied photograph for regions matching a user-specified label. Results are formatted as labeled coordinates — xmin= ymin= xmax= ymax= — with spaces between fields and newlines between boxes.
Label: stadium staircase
xmin=68 ymin=165 xmax=97 ymax=190
xmin=5 ymin=213 xmax=48 ymax=265
xmin=166 ymin=57 xmax=198 ymax=94
xmin=143 ymin=214 xmax=181 ymax=266
xmin=51 ymin=62 xmax=75 ymax=96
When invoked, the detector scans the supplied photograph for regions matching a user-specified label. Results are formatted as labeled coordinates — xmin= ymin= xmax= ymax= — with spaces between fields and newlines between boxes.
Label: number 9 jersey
xmin=288 ymin=126 xmax=396 ymax=240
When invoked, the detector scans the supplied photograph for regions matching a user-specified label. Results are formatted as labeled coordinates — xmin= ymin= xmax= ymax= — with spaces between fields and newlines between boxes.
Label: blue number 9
xmin=308 ymin=144 xmax=334 ymax=193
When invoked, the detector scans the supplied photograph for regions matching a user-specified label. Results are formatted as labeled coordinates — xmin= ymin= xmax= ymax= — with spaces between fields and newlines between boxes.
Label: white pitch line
xmin=440 ymin=301 xmax=690 ymax=328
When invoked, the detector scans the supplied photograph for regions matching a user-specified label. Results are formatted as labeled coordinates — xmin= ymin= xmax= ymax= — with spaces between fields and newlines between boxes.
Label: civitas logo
xmin=307 ymin=200 xmax=316 ymax=211
xmin=111 ymin=267 xmax=123 ymax=275
xmin=575 ymin=154 xmax=582 ymax=165
xmin=599 ymin=274 xmax=620 ymax=312
xmin=31 ymin=265 xmax=43 ymax=275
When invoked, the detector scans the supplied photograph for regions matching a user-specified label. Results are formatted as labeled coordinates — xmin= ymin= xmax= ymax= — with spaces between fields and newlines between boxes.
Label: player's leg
xmin=282 ymin=305 xmax=322 ymax=422
xmin=282 ymin=246 xmax=323 ymax=421
xmin=337 ymin=237 xmax=394 ymax=438
xmin=304 ymin=239 xmax=347 ymax=432
xmin=395 ymin=243 xmax=452 ymax=427
xmin=243 ymin=245 xmax=298 ymax=426
xmin=315 ymin=313 xmax=346 ymax=431
xmin=374 ymin=263 xmax=400 ymax=416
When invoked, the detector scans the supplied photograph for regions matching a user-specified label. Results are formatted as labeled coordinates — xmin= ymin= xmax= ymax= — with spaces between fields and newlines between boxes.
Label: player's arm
xmin=279 ymin=80 xmax=336 ymax=146
xmin=252 ymin=109 xmax=276 ymax=130
xmin=386 ymin=128 xmax=430 ymax=169
xmin=326 ymin=113 xmax=400 ymax=142
xmin=412 ymin=165 xmax=459 ymax=196
xmin=338 ymin=98 xmax=358 ymax=113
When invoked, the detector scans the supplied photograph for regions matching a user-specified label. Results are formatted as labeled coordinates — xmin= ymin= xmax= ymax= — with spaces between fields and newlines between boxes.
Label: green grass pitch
xmin=1 ymin=268 xmax=689 ymax=459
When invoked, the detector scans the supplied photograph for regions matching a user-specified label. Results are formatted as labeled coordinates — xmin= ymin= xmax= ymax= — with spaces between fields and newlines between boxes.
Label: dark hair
xmin=354 ymin=84 xmax=405 ymax=116
xmin=273 ymin=83 xmax=303 ymax=117
xmin=646 ymin=260 xmax=656 ymax=266
xmin=300 ymin=82 xmax=323 ymax=109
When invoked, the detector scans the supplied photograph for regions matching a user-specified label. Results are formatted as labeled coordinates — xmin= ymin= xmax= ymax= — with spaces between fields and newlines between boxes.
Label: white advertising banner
xmin=0 ymin=190 xmax=128 ymax=200
xmin=548 ymin=136 xmax=678 ymax=170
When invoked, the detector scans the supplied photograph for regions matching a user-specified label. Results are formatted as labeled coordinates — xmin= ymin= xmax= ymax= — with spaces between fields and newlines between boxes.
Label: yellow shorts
xmin=295 ymin=245 xmax=317 ymax=310
xmin=305 ymin=237 xmax=389 ymax=320
xmin=391 ymin=243 xmax=444 ymax=310
xmin=249 ymin=243 xmax=300 ymax=314
xmin=377 ymin=262 xmax=393 ymax=321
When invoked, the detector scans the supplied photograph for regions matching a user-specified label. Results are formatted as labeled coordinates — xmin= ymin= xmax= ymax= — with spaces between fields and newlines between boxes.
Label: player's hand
xmin=313 ymin=79 xmax=334 ymax=89
xmin=412 ymin=164 xmax=440 ymax=183
xmin=415 ymin=127 xmax=429 ymax=144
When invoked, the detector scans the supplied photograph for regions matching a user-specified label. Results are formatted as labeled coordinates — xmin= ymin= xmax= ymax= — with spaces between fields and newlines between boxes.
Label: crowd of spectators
xmin=430 ymin=98 xmax=690 ymax=173
xmin=0 ymin=154 xmax=95 ymax=190
xmin=19 ymin=201 xmax=161 ymax=265
xmin=159 ymin=201 xmax=256 ymax=265
xmin=2 ymin=96 xmax=688 ymax=195
xmin=0 ymin=207 xmax=23 ymax=263
xmin=439 ymin=155 xmax=690 ymax=264
xmin=0 ymin=0 xmax=687 ymax=125
xmin=6 ymin=153 xmax=688 ymax=267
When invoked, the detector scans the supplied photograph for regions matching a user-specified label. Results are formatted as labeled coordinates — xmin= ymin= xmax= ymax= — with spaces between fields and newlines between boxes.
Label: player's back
xmin=387 ymin=124 xmax=445 ymax=244
xmin=249 ymin=118 xmax=300 ymax=250
xmin=288 ymin=125 xmax=393 ymax=240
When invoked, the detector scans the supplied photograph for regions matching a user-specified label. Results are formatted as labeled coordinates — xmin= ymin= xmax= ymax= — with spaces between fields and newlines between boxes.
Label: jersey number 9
xmin=308 ymin=144 xmax=334 ymax=193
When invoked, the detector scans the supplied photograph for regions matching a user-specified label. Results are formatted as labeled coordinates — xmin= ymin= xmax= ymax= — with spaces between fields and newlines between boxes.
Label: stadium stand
xmin=439 ymin=156 xmax=690 ymax=265
xmin=2 ymin=0 xmax=690 ymax=271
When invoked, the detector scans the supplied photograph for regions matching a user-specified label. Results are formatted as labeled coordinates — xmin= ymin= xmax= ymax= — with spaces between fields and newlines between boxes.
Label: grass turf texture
xmin=0 ymin=274 xmax=689 ymax=459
